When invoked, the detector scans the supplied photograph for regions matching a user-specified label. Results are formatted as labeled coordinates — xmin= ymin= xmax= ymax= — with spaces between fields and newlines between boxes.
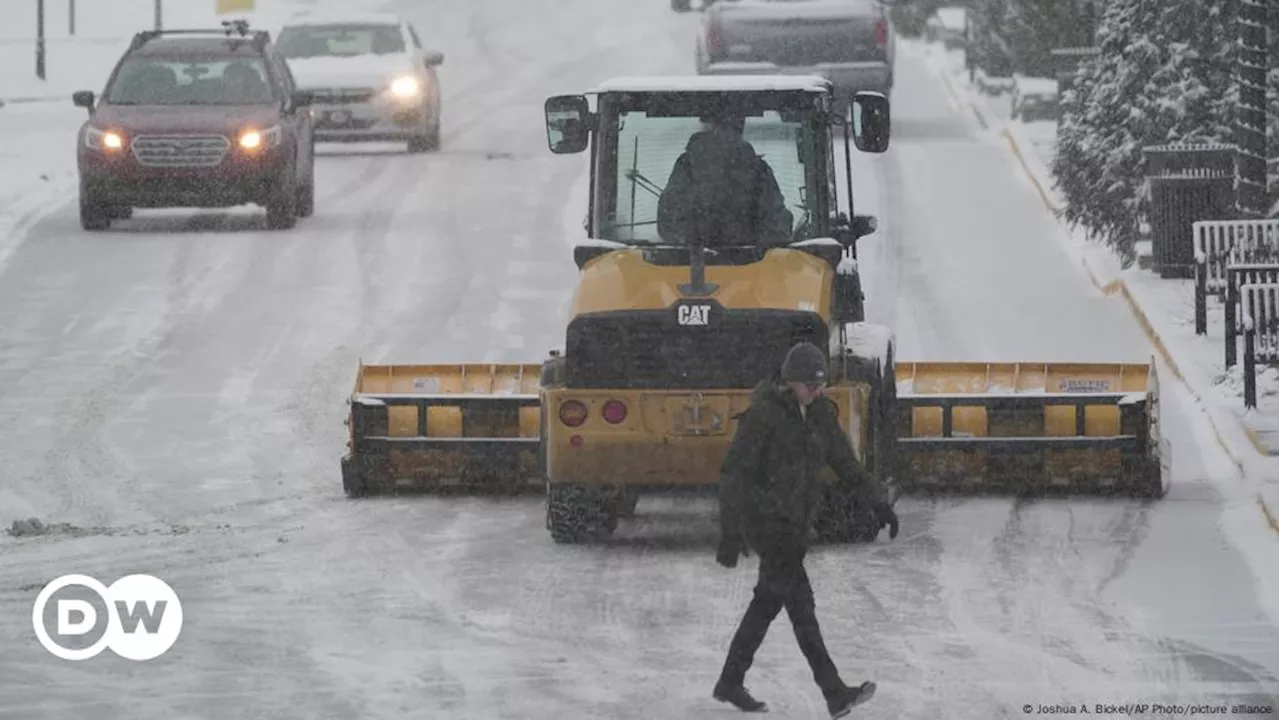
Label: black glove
xmin=716 ymin=538 xmax=749 ymax=568
xmin=873 ymin=501 xmax=899 ymax=540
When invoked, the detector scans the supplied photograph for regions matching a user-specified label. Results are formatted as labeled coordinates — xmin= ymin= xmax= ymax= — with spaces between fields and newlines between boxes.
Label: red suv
xmin=72 ymin=21 xmax=316 ymax=231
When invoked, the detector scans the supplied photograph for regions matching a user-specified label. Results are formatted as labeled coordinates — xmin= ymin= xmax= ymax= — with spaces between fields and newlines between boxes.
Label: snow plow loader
xmin=339 ymin=76 xmax=1168 ymax=540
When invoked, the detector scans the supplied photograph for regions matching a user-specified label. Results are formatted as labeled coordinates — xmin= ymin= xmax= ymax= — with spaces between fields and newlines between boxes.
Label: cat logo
xmin=677 ymin=304 xmax=711 ymax=326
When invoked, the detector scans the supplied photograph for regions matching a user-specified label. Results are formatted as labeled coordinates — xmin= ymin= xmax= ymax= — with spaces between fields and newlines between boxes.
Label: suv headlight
xmin=85 ymin=126 xmax=125 ymax=151
xmin=238 ymin=124 xmax=283 ymax=150
xmin=387 ymin=75 xmax=421 ymax=99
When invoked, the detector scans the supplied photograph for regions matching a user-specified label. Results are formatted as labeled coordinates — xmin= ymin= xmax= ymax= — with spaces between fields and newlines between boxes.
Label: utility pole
xmin=35 ymin=0 xmax=46 ymax=80
xmin=69 ymin=0 xmax=75 ymax=35
xmin=1234 ymin=0 xmax=1269 ymax=217
xmin=154 ymin=0 xmax=162 ymax=31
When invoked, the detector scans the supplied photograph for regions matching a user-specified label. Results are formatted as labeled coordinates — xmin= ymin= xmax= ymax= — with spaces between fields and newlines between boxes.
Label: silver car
xmin=276 ymin=12 xmax=444 ymax=152
xmin=697 ymin=0 xmax=894 ymax=104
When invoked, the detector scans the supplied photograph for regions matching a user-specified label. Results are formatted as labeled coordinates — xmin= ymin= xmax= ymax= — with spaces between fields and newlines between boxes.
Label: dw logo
xmin=677 ymin=304 xmax=711 ymax=326
xmin=32 ymin=574 xmax=184 ymax=661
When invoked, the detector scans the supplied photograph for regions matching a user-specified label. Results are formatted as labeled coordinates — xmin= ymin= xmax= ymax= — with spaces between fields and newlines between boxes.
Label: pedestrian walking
xmin=712 ymin=341 xmax=899 ymax=718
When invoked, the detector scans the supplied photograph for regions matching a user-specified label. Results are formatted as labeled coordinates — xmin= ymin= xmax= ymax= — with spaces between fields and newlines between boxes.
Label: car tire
xmin=265 ymin=169 xmax=298 ymax=230
xmin=296 ymin=156 xmax=315 ymax=219
xmin=407 ymin=111 xmax=440 ymax=153
xmin=79 ymin=188 xmax=112 ymax=231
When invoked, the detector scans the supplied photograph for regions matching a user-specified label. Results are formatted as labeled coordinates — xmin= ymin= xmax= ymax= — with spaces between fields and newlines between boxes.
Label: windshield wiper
xmin=623 ymin=168 xmax=663 ymax=199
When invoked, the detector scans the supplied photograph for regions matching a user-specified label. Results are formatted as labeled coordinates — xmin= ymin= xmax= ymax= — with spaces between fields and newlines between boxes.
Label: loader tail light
xmin=875 ymin=18 xmax=887 ymax=46
xmin=559 ymin=400 xmax=588 ymax=427
xmin=602 ymin=400 xmax=628 ymax=424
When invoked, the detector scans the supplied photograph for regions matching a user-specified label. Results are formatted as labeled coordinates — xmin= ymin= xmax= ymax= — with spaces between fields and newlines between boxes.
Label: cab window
xmin=106 ymin=56 xmax=275 ymax=105
xmin=605 ymin=110 xmax=813 ymax=244
xmin=277 ymin=24 xmax=406 ymax=58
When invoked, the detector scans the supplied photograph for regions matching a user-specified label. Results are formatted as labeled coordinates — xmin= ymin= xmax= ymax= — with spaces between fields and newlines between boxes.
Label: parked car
xmin=1010 ymin=75 xmax=1059 ymax=122
xmin=72 ymin=21 xmax=316 ymax=231
xmin=696 ymin=0 xmax=894 ymax=105
xmin=275 ymin=12 xmax=444 ymax=153
xmin=925 ymin=6 xmax=968 ymax=50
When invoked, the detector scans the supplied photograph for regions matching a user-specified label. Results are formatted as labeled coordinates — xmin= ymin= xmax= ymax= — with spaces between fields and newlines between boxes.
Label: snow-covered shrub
xmin=1053 ymin=0 xmax=1238 ymax=261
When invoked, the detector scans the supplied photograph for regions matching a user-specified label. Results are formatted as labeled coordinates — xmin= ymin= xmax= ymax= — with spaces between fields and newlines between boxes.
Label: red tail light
xmin=602 ymin=400 xmax=628 ymax=424
xmin=706 ymin=23 xmax=720 ymax=53
xmin=559 ymin=400 xmax=588 ymax=427
xmin=875 ymin=18 xmax=887 ymax=46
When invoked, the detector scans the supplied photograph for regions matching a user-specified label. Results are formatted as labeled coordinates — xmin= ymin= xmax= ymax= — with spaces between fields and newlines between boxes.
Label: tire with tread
xmin=615 ymin=488 xmax=640 ymax=517
xmin=79 ymin=189 xmax=112 ymax=231
xmin=296 ymin=149 xmax=316 ymax=218
xmin=547 ymin=484 xmax=617 ymax=543
xmin=266 ymin=174 xmax=298 ymax=229
xmin=407 ymin=109 xmax=441 ymax=153
xmin=341 ymin=455 xmax=367 ymax=498
xmin=815 ymin=323 xmax=897 ymax=543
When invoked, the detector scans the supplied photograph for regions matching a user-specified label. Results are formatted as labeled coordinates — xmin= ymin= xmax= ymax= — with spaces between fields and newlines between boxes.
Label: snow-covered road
xmin=0 ymin=1 xmax=1275 ymax=718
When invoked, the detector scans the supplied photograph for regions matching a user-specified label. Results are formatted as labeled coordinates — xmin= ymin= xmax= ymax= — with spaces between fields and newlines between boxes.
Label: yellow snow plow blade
xmin=894 ymin=361 xmax=1167 ymax=497
xmin=340 ymin=362 xmax=544 ymax=496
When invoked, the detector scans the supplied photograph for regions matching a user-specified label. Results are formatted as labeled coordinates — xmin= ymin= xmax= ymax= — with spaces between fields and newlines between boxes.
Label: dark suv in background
xmin=73 ymin=21 xmax=316 ymax=231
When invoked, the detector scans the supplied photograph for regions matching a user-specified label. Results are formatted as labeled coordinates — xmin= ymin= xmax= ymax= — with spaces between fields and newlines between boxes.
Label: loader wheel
xmin=814 ymin=484 xmax=881 ymax=543
xmin=842 ymin=324 xmax=899 ymax=487
xmin=873 ymin=344 xmax=900 ymax=488
xmin=1129 ymin=457 xmax=1167 ymax=499
xmin=546 ymin=484 xmax=618 ymax=543
xmin=614 ymin=488 xmax=640 ymax=517
xmin=341 ymin=455 xmax=367 ymax=498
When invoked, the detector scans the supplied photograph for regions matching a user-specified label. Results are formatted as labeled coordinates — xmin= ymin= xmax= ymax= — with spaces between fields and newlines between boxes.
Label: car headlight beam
xmin=389 ymin=76 xmax=420 ymax=98
xmin=85 ymin=126 xmax=125 ymax=151
xmin=238 ymin=124 xmax=282 ymax=151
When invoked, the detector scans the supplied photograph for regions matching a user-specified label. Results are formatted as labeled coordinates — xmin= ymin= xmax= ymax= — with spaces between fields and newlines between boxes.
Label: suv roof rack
xmin=128 ymin=19 xmax=270 ymax=52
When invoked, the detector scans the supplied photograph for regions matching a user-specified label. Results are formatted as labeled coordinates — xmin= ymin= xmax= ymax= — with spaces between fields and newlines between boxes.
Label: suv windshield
xmin=277 ymin=24 xmax=405 ymax=58
xmin=105 ymin=56 xmax=275 ymax=105
xmin=600 ymin=99 xmax=822 ymax=246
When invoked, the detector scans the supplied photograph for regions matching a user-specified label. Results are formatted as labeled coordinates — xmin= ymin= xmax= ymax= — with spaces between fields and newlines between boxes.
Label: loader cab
xmin=541 ymin=78 xmax=891 ymax=390
xmin=543 ymin=77 xmax=890 ymax=270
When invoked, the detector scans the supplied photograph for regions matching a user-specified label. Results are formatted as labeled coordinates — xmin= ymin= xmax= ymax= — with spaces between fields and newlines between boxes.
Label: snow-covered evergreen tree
xmin=1053 ymin=0 xmax=1238 ymax=261
xmin=1266 ymin=0 xmax=1278 ymax=207
xmin=1002 ymin=0 xmax=1098 ymax=76
xmin=1268 ymin=62 xmax=1278 ymax=208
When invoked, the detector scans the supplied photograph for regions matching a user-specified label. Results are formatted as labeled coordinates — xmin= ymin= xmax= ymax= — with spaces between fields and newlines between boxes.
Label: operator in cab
xmin=656 ymin=110 xmax=793 ymax=248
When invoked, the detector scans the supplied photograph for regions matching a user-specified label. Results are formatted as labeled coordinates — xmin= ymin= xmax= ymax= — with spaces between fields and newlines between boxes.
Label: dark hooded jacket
xmin=656 ymin=129 xmax=794 ymax=248
xmin=719 ymin=376 xmax=887 ymax=553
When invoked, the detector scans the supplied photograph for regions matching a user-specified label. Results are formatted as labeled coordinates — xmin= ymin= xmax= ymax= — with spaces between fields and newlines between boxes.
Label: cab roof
xmin=130 ymin=36 xmax=267 ymax=57
xmin=280 ymin=10 xmax=404 ymax=27
xmin=591 ymin=75 xmax=832 ymax=94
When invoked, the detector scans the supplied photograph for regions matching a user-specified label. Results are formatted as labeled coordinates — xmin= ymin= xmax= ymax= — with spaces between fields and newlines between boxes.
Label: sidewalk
xmin=0 ymin=0 xmax=318 ymax=103
xmin=903 ymin=38 xmax=1280 ymax=532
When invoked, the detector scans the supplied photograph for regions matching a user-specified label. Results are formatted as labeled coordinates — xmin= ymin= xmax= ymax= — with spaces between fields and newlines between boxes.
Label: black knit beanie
xmin=780 ymin=341 xmax=828 ymax=383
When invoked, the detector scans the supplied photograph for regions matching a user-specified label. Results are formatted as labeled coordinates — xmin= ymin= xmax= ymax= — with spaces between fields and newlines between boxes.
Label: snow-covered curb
xmin=908 ymin=38 xmax=1279 ymax=534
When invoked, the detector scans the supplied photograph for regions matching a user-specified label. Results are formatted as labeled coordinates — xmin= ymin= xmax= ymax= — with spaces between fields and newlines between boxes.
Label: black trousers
xmin=717 ymin=544 xmax=844 ymax=697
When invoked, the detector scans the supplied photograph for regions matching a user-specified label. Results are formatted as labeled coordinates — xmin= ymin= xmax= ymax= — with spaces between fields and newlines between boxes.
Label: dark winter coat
xmin=718 ymin=376 xmax=887 ymax=553
xmin=656 ymin=129 xmax=794 ymax=248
